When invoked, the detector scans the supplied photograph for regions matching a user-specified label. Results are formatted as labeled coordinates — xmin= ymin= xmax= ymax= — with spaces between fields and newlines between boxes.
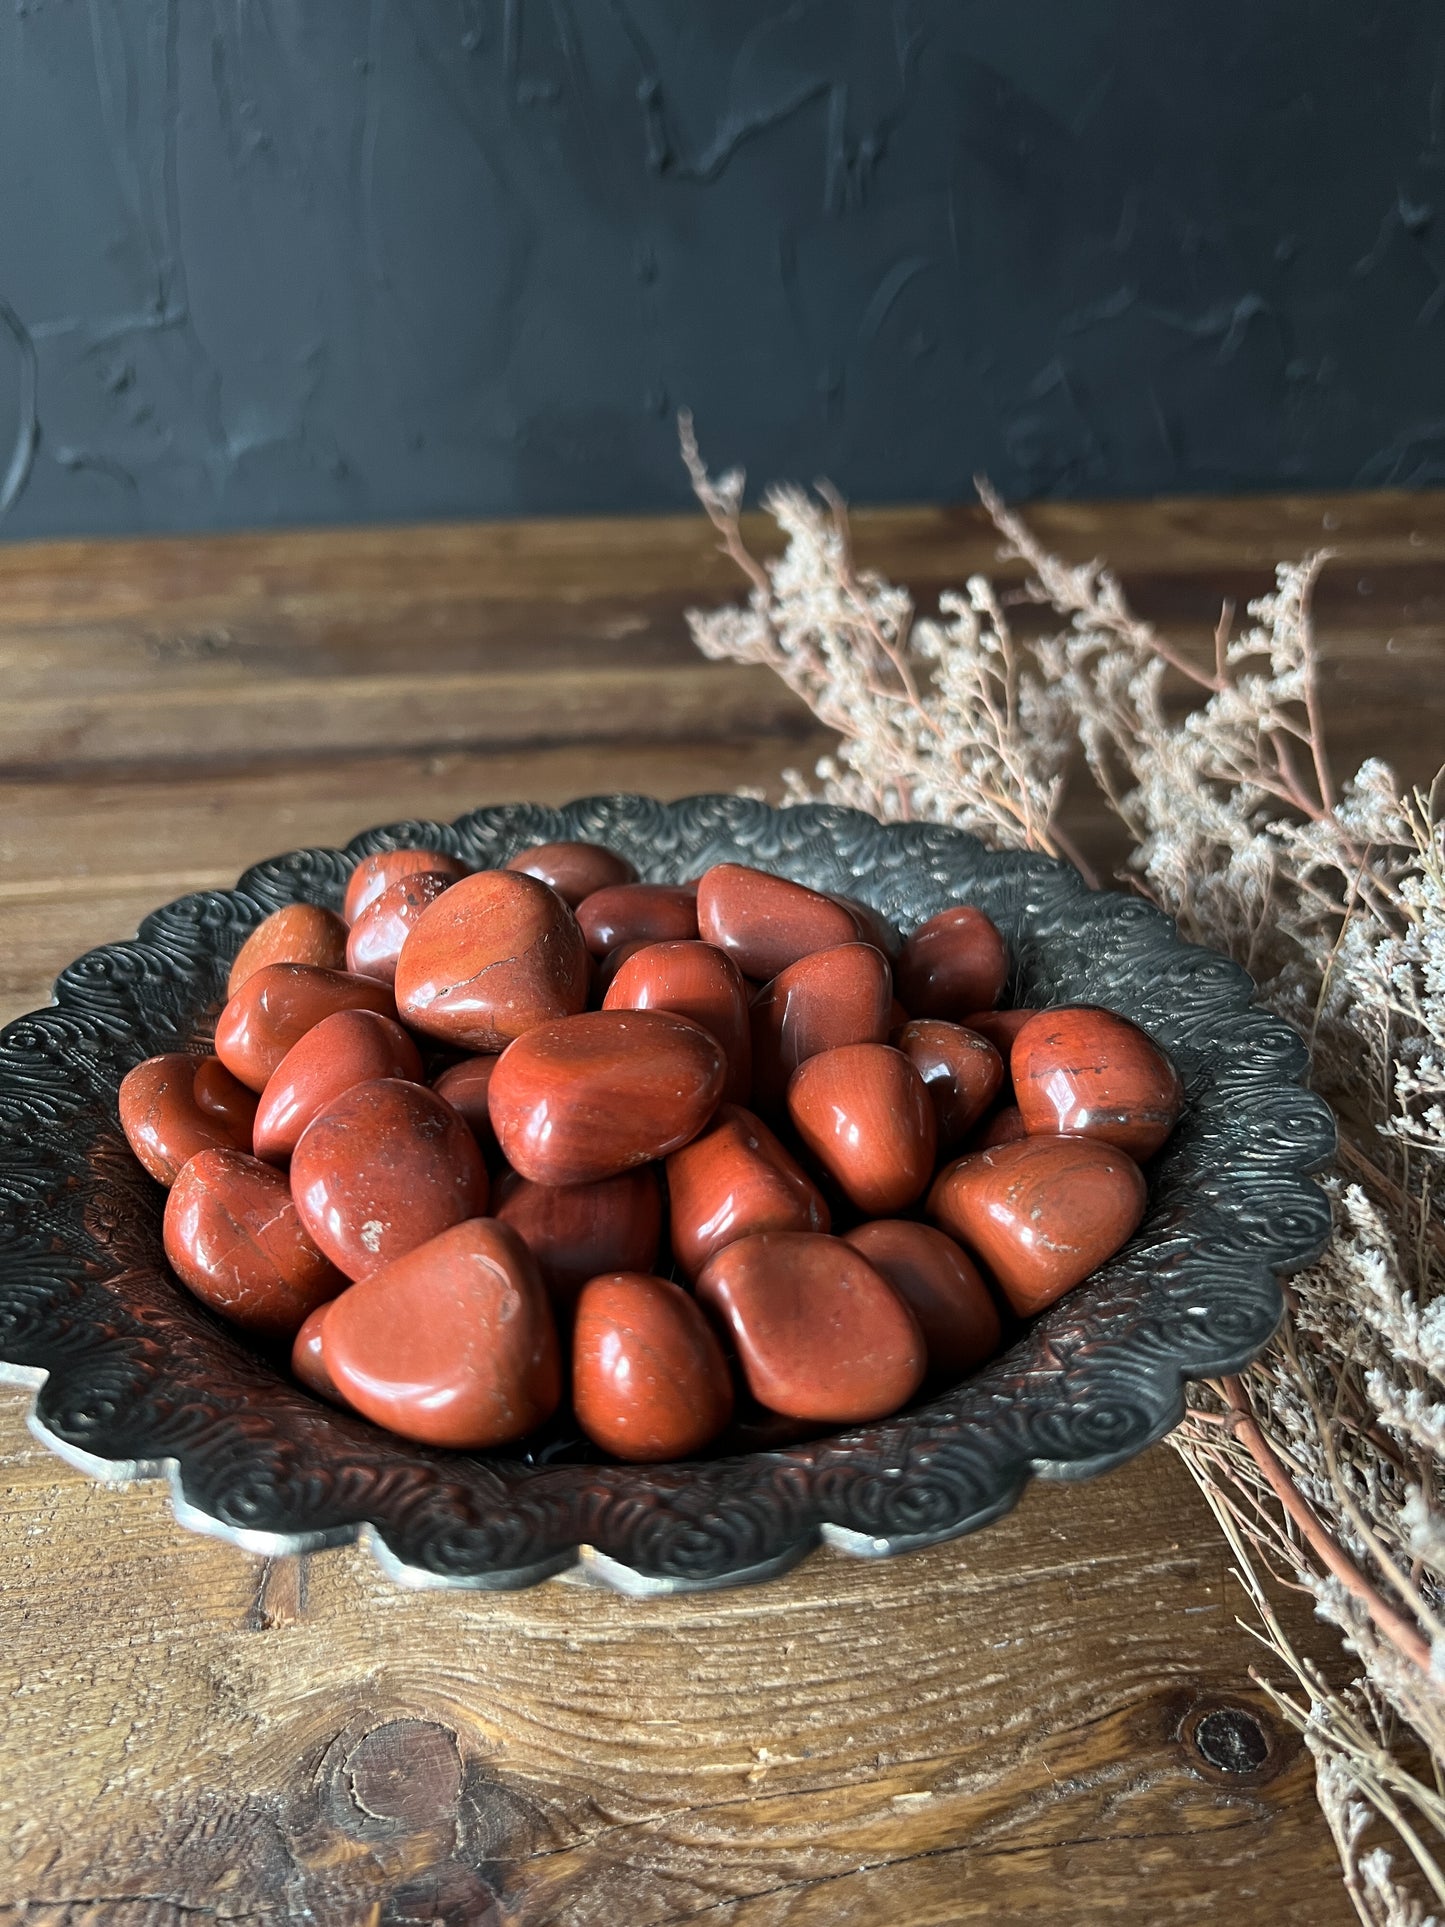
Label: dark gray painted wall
xmin=2 ymin=2 xmax=1443 ymax=540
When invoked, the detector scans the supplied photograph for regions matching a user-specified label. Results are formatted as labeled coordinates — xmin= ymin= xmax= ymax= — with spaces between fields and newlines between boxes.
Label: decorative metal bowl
xmin=0 ymin=795 xmax=1335 ymax=1596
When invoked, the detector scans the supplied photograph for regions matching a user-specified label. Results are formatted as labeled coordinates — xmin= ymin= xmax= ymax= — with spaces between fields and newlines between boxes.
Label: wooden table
xmin=3 ymin=490 xmax=1442 ymax=1925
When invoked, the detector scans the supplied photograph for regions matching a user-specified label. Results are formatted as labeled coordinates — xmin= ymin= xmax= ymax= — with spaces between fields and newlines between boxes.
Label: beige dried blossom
xmin=681 ymin=416 xmax=1445 ymax=1925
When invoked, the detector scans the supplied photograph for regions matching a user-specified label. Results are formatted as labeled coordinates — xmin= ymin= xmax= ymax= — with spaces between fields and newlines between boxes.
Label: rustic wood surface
xmin=3 ymin=487 xmax=1443 ymax=1925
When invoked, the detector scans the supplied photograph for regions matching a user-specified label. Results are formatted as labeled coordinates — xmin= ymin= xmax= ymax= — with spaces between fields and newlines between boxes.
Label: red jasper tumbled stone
xmin=505 ymin=840 xmax=638 ymax=906
xmin=786 ymin=1043 xmax=937 ymax=1215
xmin=190 ymin=1056 xmax=260 ymax=1149
xmin=253 ymin=1009 xmax=423 ymax=1164
xmin=1011 ymin=1006 xmax=1183 ymax=1160
xmin=827 ymin=892 xmax=901 ymax=958
xmin=393 ymin=869 xmax=589 ymax=1051
xmin=119 ymin=1053 xmax=252 ymax=1185
xmin=431 ymin=1055 xmax=500 ymax=1155
xmin=343 ymin=847 xmax=469 ymax=925
xmin=345 ymin=870 xmax=457 ymax=985
xmin=696 ymin=1231 xmax=925 ymax=1423
xmin=843 ymin=1220 xmax=1001 ymax=1382
xmin=291 ymin=1301 xmax=344 ymax=1402
xmin=603 ymin=939 xmax=752 ymax=1103
xmin=228 ymin=903 xmax=350 ymax=997
xmin=573 ymin=1272 xmax=734 ymax=1461
xmin=489 ymin=1010 xmax=725 ymax=1185
xmin=961 ymin=1007 xmax=1036 ymax=1059
xmin=972 ymin=1104 xmax=1028 ymax=1150
xmin=892 ymin=1018 xmax=1004 ymax=1155
xmin=928 ymin=1136 xmax=1147 ymax=1316
xmin=322 ymin=1218 xmax=561 ymax=1448
xmin=215 ymin=964 xmax=398 ymax=1093
xmin=493 ymin=1165 xmax=663 ymax=1312
xmin=696 ymin=863 xmax=862 ymax=981
xmin=665 ymin=1103 xmax=830 ymax=1279
xmin=290 ymin=1077 xmax=487 ymax=1280
xmin=164 ymin=1147 xmax=345 ymax=1339
xmin=749 ymin=943 xmax=893 ymax=1112
xmin=575 ymin=883 xmax=700 ymax=958
xmin=896 ymin=906 xmax=1009 ymax=1019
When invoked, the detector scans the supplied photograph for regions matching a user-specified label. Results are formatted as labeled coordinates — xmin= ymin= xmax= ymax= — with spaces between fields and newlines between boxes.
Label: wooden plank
xmin=0 ymin=1388 xmax=1352 ymax=1925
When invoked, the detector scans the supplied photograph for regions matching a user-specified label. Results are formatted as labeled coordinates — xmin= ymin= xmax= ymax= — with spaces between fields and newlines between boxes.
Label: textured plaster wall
xmin=1 ymin=2 xmax=1443 ymax=538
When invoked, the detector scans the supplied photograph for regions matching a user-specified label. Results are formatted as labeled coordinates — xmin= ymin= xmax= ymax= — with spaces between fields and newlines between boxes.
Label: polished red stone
xmin=190 ymin=1056 xmax=260 ymax=1149
xmin=786 ymin=1043 xmax=937 ymax=1214
xmin=1012 ymin=1006 xmax=1183 ymax=1159
xmin=572 ymin=1272 xmax=734 ymax=1461
xmin=597 ymin=939 xmax=652 ymax=994
xmin=749 ymin=943 xmax=892 ymax=1112
xmin=505 ymin=840 xmax=638 ymax=906
xmin=228 ymin=903 xmax=349 ymax=997
xmin=603 ymin=939 xmax=752 ymax=1103
xmin=696 ymin=863 xmax=862 ymax=981
xmin=431 ymin=1055 xmax=500 ymax=1155
xmin=892 ymin=1018 xmax=1004 ymax=1154
xmin=119 ymin=1053 xmax=252 ymax=1185
xmin=961 ymin=1007 xmax=1036 ymax=1057
xmin=289 ymin=1077 xmax=488 ymax=1280
xmin=214 ymin=964 xmax=397 ymax=1093
xmin=575 ymin=883 xmax=700 ymax=958
xmin=322 ymin=1218 xmax=560 ymax=1448
xmin=896 ymin=906 xmax=1009 ymax=1019
xmin=489 ymin=1010 xmax=725 ymax=1185
xmin=928 ymin=1136 xmax=1148 ymax=1316
xmin=827 ymin=892 xmax=901 ymax=957
xmin=345 ymin=871 xmax=457 ymax=985
xmin=493 ymin=1164 xmax=663 ymax=1311
xmin=393 ymin=869 xmax=589 ymax=1051
xmin=843 ymin=1220 xmax=1001 ymax=1381
xmin=343 ymin=847 xmax=469 ymax=924
xmin=164 ymin=1147 xmax=345 ymax=1339
xmin=253 ymin=1009 xmax=423 ymax=1163
xmin=665 ymin=1103 xmax=830 ymax=1278
xmin=973 ymin=1104 xmax=1028 ymax=1149
xmin=696 ymin=1231 xmax=925 ymax=1422
xmin=291 ymin=1301 xmax=344 ymax=1401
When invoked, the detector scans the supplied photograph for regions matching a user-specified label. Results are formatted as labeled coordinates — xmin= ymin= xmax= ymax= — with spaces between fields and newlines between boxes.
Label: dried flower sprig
xmin=681 ymin=418 xmax=1445 ymax=1925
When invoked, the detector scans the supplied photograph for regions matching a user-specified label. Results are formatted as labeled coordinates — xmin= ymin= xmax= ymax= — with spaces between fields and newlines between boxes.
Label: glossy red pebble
xmin=603 ymin=939 xmax=753 ymax=1103
xmin=696 ymin=1231 xmax=925 ymax=1423
xmin=253 ymin=1009 xmax=423 ymax=1163
xmin=489 ymin=1010 xmax=725 ymax=1185
xmin=928 ymin=1136 xmax=1147 ymax=1316
xmin=827 ymin=892 xmax=901 ymax=958
xmin=343 ymin=847 xmax=469 ymax=924
xmin=164 ymin=1147 xmax=345 ymax=1339
xmin=892 ymin=1018 xmax=1004 ymax=1154
xmin=190 ymin=1056 xmax=260 ymax=1149
xmin=665 ymin=1103 xmax=830 ymax=1278
xmin=572 ymin=1272 xmax=734 ymax=1461
xmin=749 ymin=943 xmax=892 ymax=1112
xmin=228 ymin=903 xmax=349 ymax=997
xmin=843 ymin=1220 xmax=1001 ymax=1381
xmin=291 ymin=1302 xmax=344 ymax=1402
xmin=215 ymin=964 xmax=397 ymax=1093
xmin=290 ymin=1077 xmax=488 ymax=1280
xmin=1012 ymin=1006 xmax=1183 ymax=1160
xmin=973 ymin=1104 xmax=1028 ymax=1149
xmin=896 ymin=906 xmax=1009 ymax=1019
xmin=119 ymin=1053 xmax=251 ymax=1185
xmin=505 ymin=840 xmax=637 ymax=906
xmin=597 ymin=939 xmax=652 ymax=994
xmin=786 ymin=1043 xmax=937 ymax=1215
xmin=961 ymin=1007 xmax=1036 ymax=1057
xmin=493 ymin=1165 xmax=663 ymax=1311
xmin=431 ymin=1055 xmax=500 ymax=1155
xmin=696 ymin=863 xmax=861 ymax=981
xmin=393 ymin=869 xmax=589 ymax=1051
xmin=345 ymin=871 xmax=457 ymax=984
xmin=322 ymin=1219 xmax=560 ymax=1448
xmin=575 ymin=883 xmax=699 ymax=958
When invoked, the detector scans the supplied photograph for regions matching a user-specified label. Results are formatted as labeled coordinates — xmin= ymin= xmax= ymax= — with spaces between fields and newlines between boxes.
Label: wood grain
xmin=4 ymin=486 xmax=1442 ymax=1923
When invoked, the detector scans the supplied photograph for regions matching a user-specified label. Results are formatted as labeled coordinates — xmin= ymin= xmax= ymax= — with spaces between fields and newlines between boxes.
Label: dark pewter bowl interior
xmin=0 ymin=795 xmax=1336 ymax=1596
